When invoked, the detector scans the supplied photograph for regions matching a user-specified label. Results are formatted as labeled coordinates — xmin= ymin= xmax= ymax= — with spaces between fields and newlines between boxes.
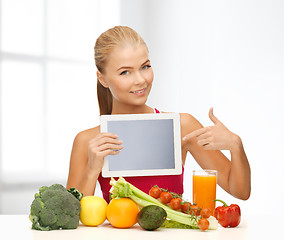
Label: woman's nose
xmin=134 ymin=71 xmax=146 ymax=85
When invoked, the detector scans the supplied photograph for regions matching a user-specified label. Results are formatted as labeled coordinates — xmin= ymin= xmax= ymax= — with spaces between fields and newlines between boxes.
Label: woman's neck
xmin=111 ymin=102 xmax=153 ymax=115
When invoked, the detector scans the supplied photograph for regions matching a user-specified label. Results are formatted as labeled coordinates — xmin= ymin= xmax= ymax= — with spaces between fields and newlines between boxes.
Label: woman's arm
xmin=181 ymin=109 xmax=251 ymax=200
xmin=66 ymin=129 xmax=100 ymax=196
xmin=66 ymin=127 xmax=124 ymax=197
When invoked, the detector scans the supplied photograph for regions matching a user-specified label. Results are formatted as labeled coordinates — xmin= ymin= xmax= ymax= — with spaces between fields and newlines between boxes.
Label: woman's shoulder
xmin=160 ymin=111 xmax=203 ymax=134
xmin=179 ymin=112 xmax=201 ymax=126
xmin=179 ymin=113 xmax=203 ymax=134
xmin=74 ymin=125 xmax=100 ymax=144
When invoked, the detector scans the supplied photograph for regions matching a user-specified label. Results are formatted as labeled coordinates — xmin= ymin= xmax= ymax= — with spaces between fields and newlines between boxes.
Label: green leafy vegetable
xmin=68 ymin=187 xmax=83 ymax=201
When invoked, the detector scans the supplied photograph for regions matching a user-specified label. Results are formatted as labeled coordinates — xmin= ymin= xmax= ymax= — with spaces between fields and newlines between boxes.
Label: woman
xmin=66 ymin=26 xmax=251 ymax=202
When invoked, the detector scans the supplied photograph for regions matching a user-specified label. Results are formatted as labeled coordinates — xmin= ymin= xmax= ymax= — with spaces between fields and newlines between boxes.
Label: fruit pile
xmin=80 ymin=196 xmax=139 ymax=229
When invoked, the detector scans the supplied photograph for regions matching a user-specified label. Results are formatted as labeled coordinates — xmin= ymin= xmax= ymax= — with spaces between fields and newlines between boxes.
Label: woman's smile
xmin=130 ymin=87 xmax=147 ymax=96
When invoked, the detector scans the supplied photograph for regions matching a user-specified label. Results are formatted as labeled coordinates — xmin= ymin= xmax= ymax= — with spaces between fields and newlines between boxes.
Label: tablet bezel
xmin=100 ymin=113 xmax=182 ymax=177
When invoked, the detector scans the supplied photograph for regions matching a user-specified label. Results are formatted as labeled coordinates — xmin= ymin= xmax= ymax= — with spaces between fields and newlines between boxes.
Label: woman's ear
xmin=97 ymin=70 xmax=109 ymax=88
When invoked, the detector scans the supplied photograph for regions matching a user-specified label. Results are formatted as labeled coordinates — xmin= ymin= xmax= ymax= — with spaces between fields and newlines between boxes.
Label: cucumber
xmin=137 ymin=205 xmax=167 ymax=231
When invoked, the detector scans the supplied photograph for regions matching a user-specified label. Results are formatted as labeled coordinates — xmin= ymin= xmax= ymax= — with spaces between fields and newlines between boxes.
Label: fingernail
xmin=183 ymin=136 xmax=187 ymax=141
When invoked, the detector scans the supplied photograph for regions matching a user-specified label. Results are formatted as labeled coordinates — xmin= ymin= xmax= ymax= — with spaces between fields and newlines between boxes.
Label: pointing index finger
xmin=183 ymin=127 xmax=208 ymax=141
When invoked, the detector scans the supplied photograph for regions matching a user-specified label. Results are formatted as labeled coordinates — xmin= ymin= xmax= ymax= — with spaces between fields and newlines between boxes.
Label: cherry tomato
xmin=190 ymin=205 xmax=201 ymax=216
xmin=160 ymin=192 xmax=173 ymax=204
xmin=181 ymin=202 xmax=191 ymax=213
xmin=170 ymin=198 xmax=182 ymax=210
xmin=149 ymin=187 xmax=162 ymax=199
xmin=198 ymin=218 xmax=209 ymax=231
xmin=200 ymin=208 xmax=212 ymax=219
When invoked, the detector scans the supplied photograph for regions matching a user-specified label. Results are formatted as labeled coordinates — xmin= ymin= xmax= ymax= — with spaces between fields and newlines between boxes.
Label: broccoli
xmin=29 ymin=184 xmax=82 ymax=231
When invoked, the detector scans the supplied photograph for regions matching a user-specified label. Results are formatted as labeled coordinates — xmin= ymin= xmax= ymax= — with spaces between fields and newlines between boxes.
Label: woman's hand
xmin=87 ymin=132 xmax=123 ymax=171
xmin=183 ymin=108 xmax=241 ymax=152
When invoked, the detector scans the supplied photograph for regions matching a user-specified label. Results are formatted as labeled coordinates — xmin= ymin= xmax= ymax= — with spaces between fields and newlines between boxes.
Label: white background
xmin=1 ymin=0 xmax=284 ymax=216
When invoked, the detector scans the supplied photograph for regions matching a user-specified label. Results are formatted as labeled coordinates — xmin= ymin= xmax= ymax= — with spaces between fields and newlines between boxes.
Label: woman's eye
xmin=120 ymin=70 xmax=129 ymax=75
xmin=142 ymin=65 xmax=151 ymax=70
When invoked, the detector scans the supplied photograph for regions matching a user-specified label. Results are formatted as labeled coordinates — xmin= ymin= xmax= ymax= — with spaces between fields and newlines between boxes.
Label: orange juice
xmin=193 ymin=170 xmax=217 ymax=213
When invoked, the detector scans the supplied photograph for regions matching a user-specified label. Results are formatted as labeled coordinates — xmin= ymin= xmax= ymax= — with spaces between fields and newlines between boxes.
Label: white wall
xmin=0 ymin=0 xmax=119 ymax=214
xmin=120 ymin=0 xmax=284 ymax=216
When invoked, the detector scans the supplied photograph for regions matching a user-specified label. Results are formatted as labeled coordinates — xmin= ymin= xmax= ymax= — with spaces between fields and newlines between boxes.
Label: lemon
xmin=80 ymin=196 xmax=108 ymax=226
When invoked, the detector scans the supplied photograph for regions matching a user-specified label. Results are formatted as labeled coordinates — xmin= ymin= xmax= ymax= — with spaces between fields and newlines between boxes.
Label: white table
xmin=0 ymin=214 xmax=274 ymax=240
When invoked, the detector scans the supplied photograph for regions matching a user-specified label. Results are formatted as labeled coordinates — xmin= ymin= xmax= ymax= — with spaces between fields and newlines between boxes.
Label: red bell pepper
xmin=213 ymin=199 xmax=241 ymax=228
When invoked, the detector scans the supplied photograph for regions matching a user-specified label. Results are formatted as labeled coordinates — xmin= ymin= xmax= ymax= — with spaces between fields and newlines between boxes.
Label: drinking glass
xmin=193 ymin=170 xmax=217 ymax=213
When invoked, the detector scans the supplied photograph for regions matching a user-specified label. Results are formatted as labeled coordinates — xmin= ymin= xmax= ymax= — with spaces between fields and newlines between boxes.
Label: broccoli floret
xmin=30 ymin=198 xmax=45 ymax=216
xmin=49 ymin=184 xmax=68 ymax=192
xmin=29 ymin=184 xmax=82 ymax=231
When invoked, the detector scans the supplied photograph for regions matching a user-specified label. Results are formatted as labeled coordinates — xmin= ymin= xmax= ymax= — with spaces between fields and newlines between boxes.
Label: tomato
xmin=170 ymin=198 xmax=182 ymax=210
xmin=190 ymin=205 xmax=201 ymax=216
xmin=200 ymin=208 xmax=212 ymax=219
xmin=149 ymin=187 xmax=162 ymax=199
xmin=106 ymin=198 xmax=140 ymax=228
xmin=181 ymin=202 xmax=191 ymax=213
xmin=160 ymin=192 xmax=173 ymax=204
xmin=198 ymin=218 xmax=209 ymax=231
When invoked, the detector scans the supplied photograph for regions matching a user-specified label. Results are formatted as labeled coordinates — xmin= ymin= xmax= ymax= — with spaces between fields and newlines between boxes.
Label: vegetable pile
xmin=109 ymin=177 xmax=218 ymax=230
xmin=29 ymin=184 xmax=82 ymax=231
xmin=29 ymin=180 xmax=241 ymax=232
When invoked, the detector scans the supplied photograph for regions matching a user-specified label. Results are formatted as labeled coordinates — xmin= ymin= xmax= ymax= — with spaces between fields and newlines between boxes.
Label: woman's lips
xmin=130 ymin=88 xmax=147 ymax=96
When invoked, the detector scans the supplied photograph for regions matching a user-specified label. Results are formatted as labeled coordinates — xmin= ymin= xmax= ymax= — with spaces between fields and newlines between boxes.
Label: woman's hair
xmin=94 ymin=26 xmax=148 ymax=115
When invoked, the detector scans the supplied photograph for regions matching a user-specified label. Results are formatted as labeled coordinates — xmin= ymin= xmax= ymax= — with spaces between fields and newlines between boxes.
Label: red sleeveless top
xmin=97 ymin=108 xmax=184 ymax=203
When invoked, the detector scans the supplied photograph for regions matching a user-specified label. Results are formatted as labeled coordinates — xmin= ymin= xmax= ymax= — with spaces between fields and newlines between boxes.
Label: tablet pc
xmin=100 ymin=113 xmax=182 ymax=177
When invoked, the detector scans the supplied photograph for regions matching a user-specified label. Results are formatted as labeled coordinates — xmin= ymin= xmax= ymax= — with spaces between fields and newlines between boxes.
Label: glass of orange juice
xmin=193 ymin=170 xmax=217 ymax=213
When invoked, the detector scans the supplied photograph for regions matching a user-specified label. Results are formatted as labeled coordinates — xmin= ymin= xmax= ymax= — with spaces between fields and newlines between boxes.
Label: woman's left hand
xmin=183 ymin=108 xmax=240 ymax=151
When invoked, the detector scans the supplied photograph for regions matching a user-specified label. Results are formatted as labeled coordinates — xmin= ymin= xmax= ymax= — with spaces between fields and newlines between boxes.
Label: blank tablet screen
xmin=107 ymin=119 xmax=175 ymax=171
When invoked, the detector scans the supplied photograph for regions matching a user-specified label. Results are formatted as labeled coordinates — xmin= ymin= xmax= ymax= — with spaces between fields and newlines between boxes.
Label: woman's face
xmin=99 ymin=44 xmax=154 ymax=107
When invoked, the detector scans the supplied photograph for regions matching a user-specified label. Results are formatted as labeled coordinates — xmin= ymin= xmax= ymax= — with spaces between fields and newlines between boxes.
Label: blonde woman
xmin=66 ymin=26 xmax=251 ymax=202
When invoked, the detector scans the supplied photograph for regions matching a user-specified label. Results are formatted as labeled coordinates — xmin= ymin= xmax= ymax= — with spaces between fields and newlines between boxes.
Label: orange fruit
xmin=106 ymin=198 xmax=140 ymax=228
